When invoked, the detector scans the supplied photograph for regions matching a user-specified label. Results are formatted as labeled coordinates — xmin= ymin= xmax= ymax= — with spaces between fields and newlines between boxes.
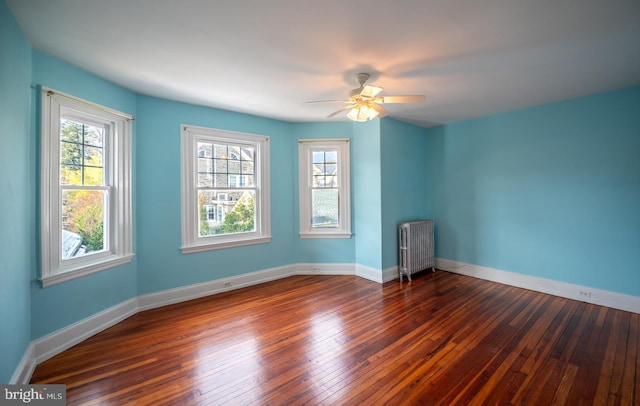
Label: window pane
xmin=215 ymin=174 xmax=228 ymax=187
xmin=60 ymin=119 xmax=105 ymax=187
xmin=198 ymin=173 xmax=213 ymax=187
xmin=242 ymin=161 xmax=254 ymax=174
xmin=229 ymin=146 xmax=241 ymax=160
xmin=312 ymin=151 xmax=324 ymax=164
xmin=198 ymin=158 xmax=213 ymax=172
xmin=60 ymin=120 xmax=82 ymax=143
xmin=62 ymin=189 xmax=107 ymax=258
xmin=198 ymin=140 xmax=257 ymax=188
xmin=60 ymin=141 xmax=81 ymax=165
xmin=241 ymin=147 xmax=254 ymax=161
xmin=214 ymin=159 xmax=227 ymax=173
xmin=198 ymin=189 xmax=255 ymax=236
xmin=228 ymin=160 xmax=241 ymax=174
xmin=61 ymin=164 xmax=81 ymax=185
xmin=84 ymin=166 xmax=103 ymax=186
xmin=198 ymin=143 xmax=212 ymax=158
xmin=313 ymin=175 xmax=325 ymax=187
xmin=312 ymin=189 xmax=338 ymax=228
xmin=214 ymin=144 xmax=227 ymax=158
xmin=84 ymin=127 xmax=104 ymax=147
xmin=325 ymin=163 xmax=337 ymax=175
xmin=84 ymin=146 xmax=103 ymax=167
xmin=325 ymin=175 xmax=338 ymax=187
xmin=244 ymin=175 xmax=254 ymax=187
xmin=311 ymin=150 xmax=339 ymax=189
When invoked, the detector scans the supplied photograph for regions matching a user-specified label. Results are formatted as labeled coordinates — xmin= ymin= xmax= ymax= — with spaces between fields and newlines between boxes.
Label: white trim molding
xmin=294 ymin=263 xmax=355 ymax=276
xmin=436 ymin=258 xmax=640 ymax=314
xmin=298 ymin=139 xmax=352 ymax=239
xmin=354 ymin=264 xmax=398 ymax=283
xmin=32 ymin=298 xmax=138 ymax=365
xmin=39 ymin=87 xmax=134 ymax=287
xmin=10 ymin=344 xmax=35 ymax=384
xmin=138 ymin=265 xmax=297 ymax=311
xmin=180 ymin=125 xmax=271 ymax=253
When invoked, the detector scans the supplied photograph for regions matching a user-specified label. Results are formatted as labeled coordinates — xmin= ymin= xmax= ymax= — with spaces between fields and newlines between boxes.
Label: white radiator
xmin=399 ymin=220 xmax=435 ymax=281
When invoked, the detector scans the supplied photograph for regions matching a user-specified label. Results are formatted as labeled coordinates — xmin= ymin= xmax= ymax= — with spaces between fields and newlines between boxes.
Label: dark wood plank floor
xmin=31 ymin=271 xmax=639 ymax=405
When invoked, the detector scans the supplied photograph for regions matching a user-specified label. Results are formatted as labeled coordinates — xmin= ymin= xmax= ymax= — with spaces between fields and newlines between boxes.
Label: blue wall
xmin=0 ymin=0 xmax=33 ymax=383
xmin=380 ymin=119 xmax=429 ymax=269
xmin=135 ymin=95 xmax=295 ymax=294
xmin=426 ymin=86 xmax=640 ymax=296
xmin=29 ymin=51 xmax=139 ymax=339
xmin=353 ymin=120 xmax=383 ymax=270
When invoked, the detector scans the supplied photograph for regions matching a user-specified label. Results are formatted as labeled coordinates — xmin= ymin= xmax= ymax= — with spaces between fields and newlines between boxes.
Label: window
xmin=298 ymin=139 xmax=351 ymax=238
xmin=40 ymin=87 xmax=133 ymax=287
xmin=181 ymin=125 xmax=271 ymax=252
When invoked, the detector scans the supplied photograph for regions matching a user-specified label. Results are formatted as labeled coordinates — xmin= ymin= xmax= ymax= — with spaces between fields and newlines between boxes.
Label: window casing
xmin=299 ymin=139 xmax=351 ymax=238
xmin=181 ymin=125 xmax=271 ymax=253
xmin=40 ymin=87 xmax=133 ymax=287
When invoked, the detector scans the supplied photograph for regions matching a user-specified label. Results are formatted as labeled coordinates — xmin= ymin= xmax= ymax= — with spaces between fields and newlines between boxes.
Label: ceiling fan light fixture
xmin=310 ymin=72 xmax=423 ymax=121
xmin=347 ymin=102 xmax=379 ymax=122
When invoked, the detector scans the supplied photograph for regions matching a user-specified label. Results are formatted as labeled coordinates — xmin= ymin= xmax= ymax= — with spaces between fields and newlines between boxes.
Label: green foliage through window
xmin=215 ymin=194 xmax=255 ymax=234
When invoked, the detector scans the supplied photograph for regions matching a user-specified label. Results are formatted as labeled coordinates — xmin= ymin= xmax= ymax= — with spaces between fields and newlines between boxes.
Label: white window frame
xmin=40 ymin=87 xmax=133 ymax=287
xmin=181 ymin=125 xmax=271 ymax=253
xmin=298 ymin=138 xmax=351 ymax=239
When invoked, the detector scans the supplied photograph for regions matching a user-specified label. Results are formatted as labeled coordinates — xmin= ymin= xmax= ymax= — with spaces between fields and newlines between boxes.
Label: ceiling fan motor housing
xmin=354 ymin=72 xmax=370 ymax=87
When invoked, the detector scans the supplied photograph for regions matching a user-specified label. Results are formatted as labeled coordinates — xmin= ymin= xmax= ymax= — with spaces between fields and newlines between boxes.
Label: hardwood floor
xmin=31 ymin=271 xmax=639 ymax=405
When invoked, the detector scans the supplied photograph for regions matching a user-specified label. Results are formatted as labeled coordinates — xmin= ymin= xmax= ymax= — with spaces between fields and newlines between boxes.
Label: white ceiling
xmin=7 ymin=0 xmax=640 ymax=127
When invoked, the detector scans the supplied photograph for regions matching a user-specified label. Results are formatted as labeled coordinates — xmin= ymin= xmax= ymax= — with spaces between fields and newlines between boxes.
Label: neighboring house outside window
xmin=40 ymin=87 xmax=133 ymax=287
xmin=181 ymin=125 xmax=271 ymax=253
xmin=298 ymin=139 xmax=351 ymax=238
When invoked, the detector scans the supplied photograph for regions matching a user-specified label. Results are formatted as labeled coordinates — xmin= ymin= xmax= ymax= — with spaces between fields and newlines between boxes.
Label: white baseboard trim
xmin=381 ymin=266 xmax=399 ymax=283
xmin=138 ymin=264 xmax=297 ymax=311
xmin=354 ymin=264 xmax=398 ymax=283
xmin=294 ymin=263 xmax=355 ymax=276
xmin=32 ymin=298 xmax=138 ymax=365
xmin=355 ymin=264 xmax=383 ymax=283
xmin=436 ymin=258 xmax=640 ymax=314
xmin=10 ymin=343 xmax=35 ymax=384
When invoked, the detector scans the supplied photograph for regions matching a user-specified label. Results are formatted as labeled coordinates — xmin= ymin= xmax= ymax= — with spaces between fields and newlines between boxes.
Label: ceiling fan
xmin=308 ymin=73 xmax=425 ymax=122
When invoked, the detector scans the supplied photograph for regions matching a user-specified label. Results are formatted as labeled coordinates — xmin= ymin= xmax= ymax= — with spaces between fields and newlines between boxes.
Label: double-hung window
xmin=40 ymin=87 xmax=133 ymax=287
xmin=181 ymin=125 xmax=271 ymax=252
xmin=298 ymin=139 xmax=351 ymax=238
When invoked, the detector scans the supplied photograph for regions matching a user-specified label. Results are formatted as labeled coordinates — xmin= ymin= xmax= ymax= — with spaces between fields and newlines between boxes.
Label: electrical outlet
xmin=224 ymin=281 xmax=232 ymax=288
xmin=311 ymin=267 xmax=319 ymax=273
xmin=578 ymin=290 xmax=591 ymax=299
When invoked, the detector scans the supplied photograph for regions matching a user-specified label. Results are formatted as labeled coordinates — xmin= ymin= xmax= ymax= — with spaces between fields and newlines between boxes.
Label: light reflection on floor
xmin=304 ymin=311 xmax=348 ymax=400
xmin=190 ymin=316 xmax=263 ymax=404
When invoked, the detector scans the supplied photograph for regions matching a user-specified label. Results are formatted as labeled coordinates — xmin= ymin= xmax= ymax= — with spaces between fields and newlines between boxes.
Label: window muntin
xmin=299 ymin=139 xmax=351 ymax=238
xmin=181 ymin=125 xmax=270 ymax=252
xmin=196 ymin=141 xmax=256 ymax=236
xmin=311 ymin=150 xmax=339 ymax=228
xmin=40 ymin=87 xmax=133 ymax=287
xmin=60 ymin=119 xmax=108 ymax=258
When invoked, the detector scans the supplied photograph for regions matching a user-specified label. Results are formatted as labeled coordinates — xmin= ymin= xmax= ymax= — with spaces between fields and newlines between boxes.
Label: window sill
xmin=181 ymin=235 xmax=272 ymax=254
xmin=41 ymin=254 xmax=135 ymax=288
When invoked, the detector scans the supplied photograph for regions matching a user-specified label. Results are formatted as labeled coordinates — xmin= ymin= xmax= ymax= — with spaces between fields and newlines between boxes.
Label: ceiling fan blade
xmin=371 ymin=103 xmax=390 ymax=118
xmin=306 ymin=99 xmax=349 ymax=104
xmin=377 ymin=95 xmax=425 ymax=104
xmin=360 ymin=85 xmax=384 ymax=98
xmin=327 ymin=105 xmax=355 ymax=118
